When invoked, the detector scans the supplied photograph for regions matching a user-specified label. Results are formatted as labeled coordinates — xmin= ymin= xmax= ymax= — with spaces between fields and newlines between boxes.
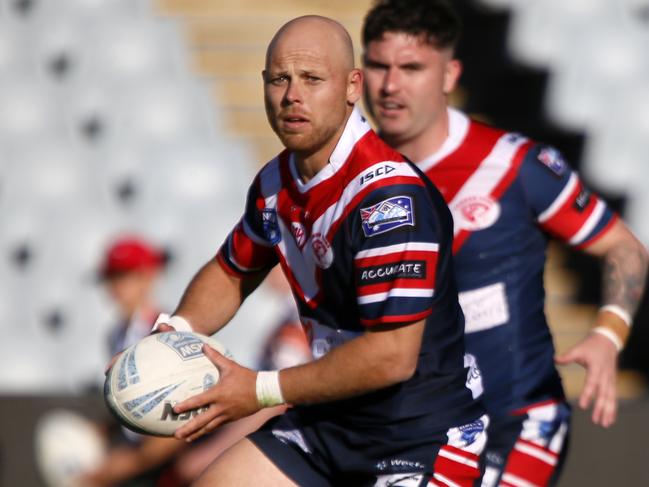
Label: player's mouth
xmin=281 ymin=114 xmax=310 ymax=130
xmin=378 ymin=100 xmax=405 ymax=117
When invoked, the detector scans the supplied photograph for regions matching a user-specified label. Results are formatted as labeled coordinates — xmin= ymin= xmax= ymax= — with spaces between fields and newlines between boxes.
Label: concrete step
xmin=155 ymin=0 xmax=372 ymax=19
xmin=213 ymin=76 xmax=263 ymax=108
xmin=193 ymin=48 xmax=264 ymax=77
xmin=183 ymin=15 xmax=365 ymax=47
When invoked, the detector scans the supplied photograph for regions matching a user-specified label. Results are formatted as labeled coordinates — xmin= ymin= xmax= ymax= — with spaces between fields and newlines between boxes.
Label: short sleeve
xmin=352 ymin=183 xmax=441 ymax=327
xmin=519 ymin=144 xmax=617 ymax=248
xmin=217 ymin=181 xmax=279 ymax=277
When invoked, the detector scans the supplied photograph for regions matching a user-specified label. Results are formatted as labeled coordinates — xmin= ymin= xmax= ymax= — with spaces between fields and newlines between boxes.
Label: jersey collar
xmin=290 ymin=105 xmax=371 ymax=193
xmin=417 ymin=107 xmax=470 ymax=172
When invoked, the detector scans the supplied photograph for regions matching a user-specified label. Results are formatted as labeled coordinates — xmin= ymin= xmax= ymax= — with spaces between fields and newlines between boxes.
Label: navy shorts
xmin=249 ymin=408 xmax=488 ymax=487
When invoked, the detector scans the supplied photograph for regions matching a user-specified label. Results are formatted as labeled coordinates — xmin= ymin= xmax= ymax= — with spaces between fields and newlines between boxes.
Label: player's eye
xmin=268 ymin=75 xmax=289 ymax=85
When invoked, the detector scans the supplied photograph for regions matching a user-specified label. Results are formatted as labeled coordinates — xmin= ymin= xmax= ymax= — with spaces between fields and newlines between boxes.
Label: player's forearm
xmin=279 ymin=321 xmax=423 ymax=405
xmin=173 ymin=258 xmax=246 ymax=335
xmin=600 ymin=236 xmax=648 ymax=317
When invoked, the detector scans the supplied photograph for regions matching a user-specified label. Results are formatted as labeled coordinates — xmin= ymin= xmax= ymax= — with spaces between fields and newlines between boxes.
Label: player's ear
xmin=346 ymin=68 xmax=363 ymax=105
xmin=443 ymin=58 xmax=462 ymax=95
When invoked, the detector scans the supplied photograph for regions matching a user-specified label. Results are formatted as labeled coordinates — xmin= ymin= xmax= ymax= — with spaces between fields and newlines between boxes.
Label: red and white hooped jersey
xmin=218 ymin=107 xmax=483 ymax=431
xmin=419 ymin=108 xmax=617 ymax=415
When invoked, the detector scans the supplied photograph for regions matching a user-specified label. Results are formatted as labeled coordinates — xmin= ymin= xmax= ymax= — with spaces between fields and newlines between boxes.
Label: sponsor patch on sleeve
xmin=537 ymin=147 xmax=567 ymax=177
xmin=573 ymin=189 xmax=591 ymax=212
xmin=357 ymin=260 xmax=426 ymax=285
xmin=261 ymin=208 xmax=281 ymax=244
xmin=360 ymin=195 xmax=415 ymax=237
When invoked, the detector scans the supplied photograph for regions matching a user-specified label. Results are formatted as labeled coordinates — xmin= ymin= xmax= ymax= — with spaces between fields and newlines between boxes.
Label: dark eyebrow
xmin=363 ymin=56 xmax=388 ymax=69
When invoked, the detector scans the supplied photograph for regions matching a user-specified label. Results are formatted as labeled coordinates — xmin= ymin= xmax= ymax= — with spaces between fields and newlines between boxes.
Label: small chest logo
xmin=157 ymin=332 xmax=206 ymax=361
xmin=454 ymin=195 xmax=501 ymax=231
xmin=262 ymin=208 xmax=281 ymax=244
xmin=291 ymin=222 xmax=307 ymax=249
xmin=311 ymin=233 xmax=334 ymax=269
xmin=360 ymin=195 xmax=415 ymax=237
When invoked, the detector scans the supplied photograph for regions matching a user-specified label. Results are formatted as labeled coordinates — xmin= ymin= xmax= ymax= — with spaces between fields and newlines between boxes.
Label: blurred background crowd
xmin=0 ymin=0 xmax=647 ymax=485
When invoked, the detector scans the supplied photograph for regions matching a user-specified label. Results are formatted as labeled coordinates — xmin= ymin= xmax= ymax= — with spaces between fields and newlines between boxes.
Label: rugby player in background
xmin=361 ymin=1 xmax=649 ymax=485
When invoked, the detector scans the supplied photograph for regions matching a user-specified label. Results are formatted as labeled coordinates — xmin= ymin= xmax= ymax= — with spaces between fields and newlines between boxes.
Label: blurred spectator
xmin=80 ymin=235 xmax=189 ymax=486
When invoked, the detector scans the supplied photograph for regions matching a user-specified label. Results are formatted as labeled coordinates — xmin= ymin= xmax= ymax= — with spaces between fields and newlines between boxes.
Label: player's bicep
xmin=353 ymin=188 xmax=440 ymax=327
xmin=217 ymin=183 xmax=279 ymax=277
xmin=521 ymin=144 xmax=616 ymax=248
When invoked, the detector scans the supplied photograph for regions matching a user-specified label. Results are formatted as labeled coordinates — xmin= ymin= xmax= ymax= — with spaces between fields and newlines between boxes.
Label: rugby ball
xmin=34 ymin=409 xmax=106 ymax=487
xmin=104 ymin=331 xmax=229 ymax=437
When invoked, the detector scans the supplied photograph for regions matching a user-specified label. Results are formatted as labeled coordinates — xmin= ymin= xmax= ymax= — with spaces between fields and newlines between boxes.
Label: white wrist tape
xmin=592 ymin=326 xmax=623 ymax=352
xmin=599 ymin=304 xmax=632 ymax=327
xmin=256 ymin=371 xmax=285 ymax=408
xmin=152 ymin=313 xmax=194 ymax=333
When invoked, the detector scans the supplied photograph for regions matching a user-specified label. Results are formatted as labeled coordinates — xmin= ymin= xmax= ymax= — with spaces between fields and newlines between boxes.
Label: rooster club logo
xmin=453 ymin=195 xmax=501 ymax=231
xmin=291 ymin=222 xmax=307 ymax=249
xmin=311 ymin=233 xmax=334 ymax=269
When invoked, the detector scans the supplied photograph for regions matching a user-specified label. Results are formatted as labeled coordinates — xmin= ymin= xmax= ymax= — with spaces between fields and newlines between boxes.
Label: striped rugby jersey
xmin=218 ymin=107 xmax=483 ymax=431
xmin=419 ymin=108 xmax=617 ymax=416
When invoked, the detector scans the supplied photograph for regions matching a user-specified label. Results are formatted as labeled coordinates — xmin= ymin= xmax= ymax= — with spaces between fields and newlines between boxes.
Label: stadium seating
xmin=0 ymin=0 xmax=264 ymax=392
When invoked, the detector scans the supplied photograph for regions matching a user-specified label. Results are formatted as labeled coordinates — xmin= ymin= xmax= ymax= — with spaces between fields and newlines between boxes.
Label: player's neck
xmin=386 ymin=109 xmax=450 ymax=163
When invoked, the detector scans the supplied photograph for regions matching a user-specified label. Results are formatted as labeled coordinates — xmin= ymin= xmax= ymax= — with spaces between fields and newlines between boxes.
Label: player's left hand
xmin=554 ymin=332 xmax=618 ymax=428
xmin=173 ymin=344 xmax=260 ymax=442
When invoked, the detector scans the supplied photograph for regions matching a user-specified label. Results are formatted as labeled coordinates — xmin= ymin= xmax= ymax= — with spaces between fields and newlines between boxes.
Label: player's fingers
xmin=202 ymin=344 xmax=229 ymax=369
xmin=174 ymin=386 xmax=218 ymax=414
xmin=174 ymin=404 xmax=222 ymax=440
xmin=578 ymin=365 xmax=600 ymax=410
xmin=185 ymin=414 xmax=228 ymax=443
xmin=594 ymin=374 xmax=617 ymax=428
xmin=155 ymin=323 xmax=176 ymax=333
xmin=590 ymin=376 xmax=609 ymax=426
xmin=554 ymin=348 xmax=580 ymax=365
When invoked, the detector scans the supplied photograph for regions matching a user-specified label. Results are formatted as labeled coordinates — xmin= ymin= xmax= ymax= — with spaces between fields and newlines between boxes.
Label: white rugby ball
xmin=34 ymin=409 xmax=106 ymax=487
xmin=104 ymin=331 xmax=229 ymax=437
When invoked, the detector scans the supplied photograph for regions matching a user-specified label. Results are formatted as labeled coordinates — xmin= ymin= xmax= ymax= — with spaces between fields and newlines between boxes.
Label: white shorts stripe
xmin=513 ymin=442 xmax=557 ymax=466
xmin=437 ymin=447 xmax=479 ymax=469
xmin=537 ymin=172 xmax=577 ymax=223
xmin=358 ymin=288 xmax=434 ymax=305
xmin=569 ymin=199 xmax=605 ymax=245
xmin=501 ymin=472 xmax=538 ymax=487
xmin=355 ymin=242 xmax=439 ymax=260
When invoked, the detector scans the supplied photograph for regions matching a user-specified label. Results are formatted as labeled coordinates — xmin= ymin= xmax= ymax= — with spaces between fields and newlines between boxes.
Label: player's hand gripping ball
xmin=104 ymin=331 xmax=230 ymax=436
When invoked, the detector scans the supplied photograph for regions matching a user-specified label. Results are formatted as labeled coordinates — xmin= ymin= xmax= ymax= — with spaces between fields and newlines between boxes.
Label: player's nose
xmin=381 ymin=67 xmax=400 ymax=94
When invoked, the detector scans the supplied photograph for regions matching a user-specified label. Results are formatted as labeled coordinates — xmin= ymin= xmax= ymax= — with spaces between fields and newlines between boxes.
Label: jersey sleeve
xmin=217 ymin=179 xmax=279 ymax=277
xmin=519 ymin=144 xmax=617 ymax=248
xmin=352 ymin=183 xmax=441 ymax=327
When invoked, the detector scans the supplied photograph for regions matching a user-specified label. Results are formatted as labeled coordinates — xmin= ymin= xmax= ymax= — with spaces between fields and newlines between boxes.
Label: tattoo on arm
xmin=602 ymin=242 xmax=649 ymax=315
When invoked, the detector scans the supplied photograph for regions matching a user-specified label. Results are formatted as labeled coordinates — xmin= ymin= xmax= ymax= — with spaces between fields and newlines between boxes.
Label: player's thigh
xmin=193 ymin=438 xmax=298 ymax=487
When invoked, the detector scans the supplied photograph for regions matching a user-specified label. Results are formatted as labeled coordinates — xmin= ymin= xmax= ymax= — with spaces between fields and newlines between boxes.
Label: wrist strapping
xmin=593 ymin=305 xmax=632 ymax=351
xmin=256 ymin=371 xmax=285 ymax=408
xmin=599 ymin=304 xmax=632 ymax=327
xmin=152 ymin=313 xmax=194 ymax=333
xmin=592 ymin=327 xmax=623 ymax=352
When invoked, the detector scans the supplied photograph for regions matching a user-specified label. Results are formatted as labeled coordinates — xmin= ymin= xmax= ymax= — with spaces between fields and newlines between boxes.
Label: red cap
xmin=101 ymin=237 xmax=163 ymax=277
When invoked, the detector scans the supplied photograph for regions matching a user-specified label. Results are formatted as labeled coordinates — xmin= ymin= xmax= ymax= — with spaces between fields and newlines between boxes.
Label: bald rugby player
xmin=157 ymin=15 xmax=488 ymax=487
